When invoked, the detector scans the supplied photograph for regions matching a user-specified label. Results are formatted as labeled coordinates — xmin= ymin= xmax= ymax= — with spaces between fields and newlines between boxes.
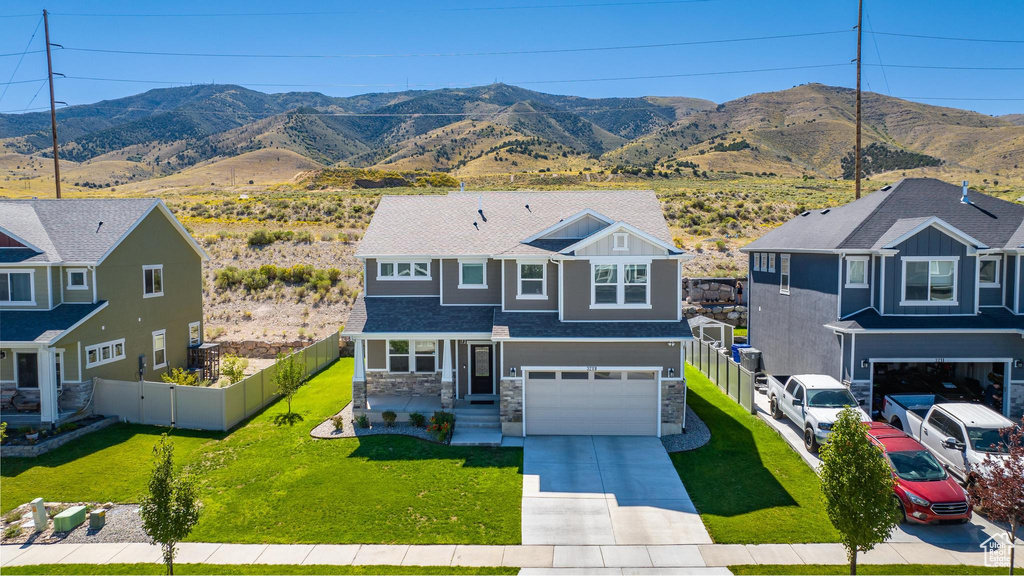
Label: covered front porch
xmin=1 ymin=345 xmax=65 ymax=426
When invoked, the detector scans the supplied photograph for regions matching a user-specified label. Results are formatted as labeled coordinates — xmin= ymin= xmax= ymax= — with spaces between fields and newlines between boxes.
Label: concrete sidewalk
xmin=0 ymin=542 xmax=994 ymax=569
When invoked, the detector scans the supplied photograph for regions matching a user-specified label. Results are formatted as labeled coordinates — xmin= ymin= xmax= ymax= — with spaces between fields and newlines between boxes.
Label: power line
xmin=0 ymin=49 xmax=47 ymax=58
xmin=893 ymin=96 xmax=1024 ymax=101
xmin=0 ymin=78 xmax=49 ymax=86
xmin=56 ymin=31 xmax=851 ymax=59
xmin=871 ymin=30 xmax=1024 ymax=44
xmin=0 ymin=16 xmax=43 ymax=105
xmin=864 ymin=10 xmax=890 ymax=96
xmin=865 ymin=63 xmax=1024 ymax=71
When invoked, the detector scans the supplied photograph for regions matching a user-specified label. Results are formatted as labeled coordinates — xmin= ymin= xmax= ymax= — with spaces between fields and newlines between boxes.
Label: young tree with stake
xmin=969 ymin=417 xmax=1023 ymax=575
xmin=272 ymin=349 xmax=306 ymax=417
xmin=819 ymin=408 xmax=901 ymax=575
xmin=139 ymin=435 xmax=200 ymax=575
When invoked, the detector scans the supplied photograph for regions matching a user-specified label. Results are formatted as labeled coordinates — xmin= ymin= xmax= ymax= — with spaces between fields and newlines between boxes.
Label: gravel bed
xmin=310 ymin=402 xmax=440 ymax=443
xmin=661 ymin=406 xmax=711 ymax=452
xmin=60 ymin=505 xmax=149 ymax=544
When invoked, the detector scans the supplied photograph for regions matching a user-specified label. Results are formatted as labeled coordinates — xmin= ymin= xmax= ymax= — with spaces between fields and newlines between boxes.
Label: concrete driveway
xmin=522 ymin=436 xmax=712 ymax=545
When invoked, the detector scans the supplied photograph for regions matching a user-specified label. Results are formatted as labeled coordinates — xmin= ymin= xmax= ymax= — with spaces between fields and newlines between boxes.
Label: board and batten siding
xmin=840 ymin=255 xmax=872 ymax=316
xmin=440 ymin=259 xmax=501 ymax=305
xmin=849 ymin=332 xmax=1024 ymax=383
xmin=502 ymin=260 xmax=558 ymax=311
xmin=575 ymin=231 xmax=667 ymax=257
xmin=561 ymin=259 xmax=680 ymax=321
xmin=880 ymin=227 xmax=976 ymax=315
xmin=363 ymin=258 xmax=441 ymax=297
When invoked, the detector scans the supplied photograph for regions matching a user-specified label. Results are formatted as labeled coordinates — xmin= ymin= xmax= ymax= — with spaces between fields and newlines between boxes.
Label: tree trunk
xmin=1009 ymin=544 xmax=1014 ymax=576
xmin=850 ymin=549 xmax=858 ymax=576
xmin=163 ymin=543 xmax=174 ymax=576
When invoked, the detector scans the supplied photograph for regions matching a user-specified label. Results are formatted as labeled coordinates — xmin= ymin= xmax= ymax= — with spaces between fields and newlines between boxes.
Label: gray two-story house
xmin=743 ymin=178 xmax=1024 ymax=419
xmin=343 ymin=190 xmax=693 ymax=440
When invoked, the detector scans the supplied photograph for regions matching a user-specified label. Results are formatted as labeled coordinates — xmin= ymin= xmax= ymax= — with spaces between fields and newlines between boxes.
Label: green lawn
xmin=729 ymin=565 xmax=1007 ymax=575
xmin=733 ymin=327 xmax=748 ymax=338
xmin=1 ymin=565 xmax=517 ymax=575
xmin=671 ymin=365 xmax=839 ymax=544
xmin=2 ymin=359 xmax=523 ymax=544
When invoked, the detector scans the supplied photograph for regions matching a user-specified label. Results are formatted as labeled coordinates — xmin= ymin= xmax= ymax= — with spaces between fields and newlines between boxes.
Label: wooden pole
xmin=43 ymin=9 xmax=62 ymax=199
xmin=855 ymin=0 xmax=863 ymax=200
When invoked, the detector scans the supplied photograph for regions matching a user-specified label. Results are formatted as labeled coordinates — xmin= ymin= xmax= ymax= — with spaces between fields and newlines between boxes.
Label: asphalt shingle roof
xmin=356 ymin=190 xmax=672 ymax=257
xmin=344 ymin=296 xmax=495 ymax=335
xmin=491 ymin=309 xmax=691 ymax=339
xmin=826 ymin=308 xmax=1024 ymax=333
xmin=744 ymin=178 xmax=1024 ymax=252
xmin=0 ymin=302 xmax=106 ymax=343
xmin=0 ymin=198 xmax=160 ymax=263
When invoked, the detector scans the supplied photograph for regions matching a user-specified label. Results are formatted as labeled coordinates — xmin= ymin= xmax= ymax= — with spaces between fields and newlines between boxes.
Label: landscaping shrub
xmin=221 ymin=354 xmax=249 ymax=384
xmin=355 ymin=414 xmax=369 ymax=428
xmin=408 ymin=412 xmax=426 ymax=427
xmin=161 ymin=367 xmax=209 ymax=387
xmin=427 ymin=411 xmax=455 ymax=443
xmin=331 ymin=414 xmax=345 ymax=432
xmin=381 ymin=410 xmax=397 ymax=427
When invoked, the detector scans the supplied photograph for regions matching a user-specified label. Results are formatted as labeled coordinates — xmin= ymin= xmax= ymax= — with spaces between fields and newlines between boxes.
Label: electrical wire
xmin=0 ymin=16 xmax=43 ymax=105
xmin=864 ymin=10 xmax=891 ymax=96
xmin=871 ymin=31 xmax=1024 ymax=44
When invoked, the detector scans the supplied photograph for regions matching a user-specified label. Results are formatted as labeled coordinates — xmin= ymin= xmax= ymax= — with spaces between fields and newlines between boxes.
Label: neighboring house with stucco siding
xmin=343 ymin=190 xmax=694 ymax=443
xmin=0 ymin=199 xmax=207 ymax=425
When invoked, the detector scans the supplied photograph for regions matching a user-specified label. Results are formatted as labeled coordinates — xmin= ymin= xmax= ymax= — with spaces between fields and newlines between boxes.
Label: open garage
xmin=871 ymin=360 xmax=1009 ymax=415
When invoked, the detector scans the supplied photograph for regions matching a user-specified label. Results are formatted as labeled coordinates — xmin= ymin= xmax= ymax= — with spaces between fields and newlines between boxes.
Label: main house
xmin=343 ymin=190 xmax=693 ymax=439
xmin=742 ymin=178 xmax=1024 ymax=420
xmin=0 ymin=199 xmax=207 ymax=425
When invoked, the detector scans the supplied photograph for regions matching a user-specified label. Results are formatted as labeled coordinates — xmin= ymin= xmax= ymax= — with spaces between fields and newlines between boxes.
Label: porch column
xmin=352 ymin=339 xmax=367 ymax=410
xmin=38 ymin=347 xmax=59 ymax=425
xmin=440 ymin=339 xmax=454 ymax=409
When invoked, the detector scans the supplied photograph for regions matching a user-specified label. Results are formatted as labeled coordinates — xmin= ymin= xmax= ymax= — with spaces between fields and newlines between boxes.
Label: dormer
xmin=559 ymin=221 xmax=683 ymax=258
xmin=522 ymin=209 xmax=614 ymax=243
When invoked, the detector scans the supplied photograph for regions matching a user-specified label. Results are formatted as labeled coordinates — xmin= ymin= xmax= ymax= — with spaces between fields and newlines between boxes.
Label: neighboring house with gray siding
xmin=742 ymin=178 xmax=1024 ymax=419
xmin=343 ymin=191 xmax=694 ymax=438
xmin=0 ymin=199 xmax=207 ymax=425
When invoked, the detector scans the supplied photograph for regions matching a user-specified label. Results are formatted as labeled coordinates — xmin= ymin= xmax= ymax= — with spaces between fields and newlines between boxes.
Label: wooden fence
xmin=93 ymin=332 xmax=341 ymax=431
xmin=686 ymin=337 xmax=756 ymax=414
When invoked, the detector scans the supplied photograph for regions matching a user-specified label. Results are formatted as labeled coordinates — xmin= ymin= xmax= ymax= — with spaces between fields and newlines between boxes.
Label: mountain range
xmin=1 ymin=82 xmax=1022 ymax=188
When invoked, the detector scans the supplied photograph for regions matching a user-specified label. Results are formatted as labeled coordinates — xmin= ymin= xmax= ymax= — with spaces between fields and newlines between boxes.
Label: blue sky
xmin=1 ymin=0 xmax=1022 ymax=115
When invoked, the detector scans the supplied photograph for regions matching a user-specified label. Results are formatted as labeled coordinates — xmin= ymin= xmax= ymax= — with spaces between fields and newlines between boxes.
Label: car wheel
xmin=804 ymin=427 xmax=818 ymax=452
xmin=770 ymin=396 xmax=783 ymax=419
xmin=895 ymin=497 xmax=907 ymax=524
xmin=890 ymin=417 xmax=904 ymax=431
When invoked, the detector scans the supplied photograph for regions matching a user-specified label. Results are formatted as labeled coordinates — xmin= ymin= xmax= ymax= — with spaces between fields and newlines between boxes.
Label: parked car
xmin=768 ymin=374 xmax=870 ymax=452
xmin=865 ymin=422 xmax=971 ymax=524
xmin=882 ymin=394 xmax=1017 ymax=483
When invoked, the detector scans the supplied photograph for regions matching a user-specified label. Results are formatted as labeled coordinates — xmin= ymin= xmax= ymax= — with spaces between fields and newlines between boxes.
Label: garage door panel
xmin=525 ymin=372 xmax=658 ymax=436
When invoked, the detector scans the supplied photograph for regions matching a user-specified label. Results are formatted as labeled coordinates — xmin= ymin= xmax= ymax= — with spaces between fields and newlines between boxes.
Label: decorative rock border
xmin=310 ymin=402 xmax=442 ymax=444
xmin=1 ymin=417 xmax=119 ymax=458
xmin=661 ymin=407 xmax=711 ymax=453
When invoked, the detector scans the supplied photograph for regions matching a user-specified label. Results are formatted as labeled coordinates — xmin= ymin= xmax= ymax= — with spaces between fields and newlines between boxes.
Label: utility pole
xmin=854 ymin=0 xmax=863 ymax=200
xmin=43 ymin=9 xmax=63 ymax=199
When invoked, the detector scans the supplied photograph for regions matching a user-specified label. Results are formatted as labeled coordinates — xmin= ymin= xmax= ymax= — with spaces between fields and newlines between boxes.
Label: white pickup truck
xmin=881 ymin=394 xmax=1016 ymax=483
xmin=768 ymin=374 xmax=870 ymax=452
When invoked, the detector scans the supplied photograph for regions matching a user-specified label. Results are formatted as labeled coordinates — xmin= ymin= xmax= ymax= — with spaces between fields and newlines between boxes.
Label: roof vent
xmin=961 ymin=180 xmax=971 ymax=205
xmin=525 ymin=203 xmax=530 ymax=212
xmin=881 ymin=185 xmax=892 ymax=191
xmin=477 ymin=195 xmax=486 ymax=221
xmin=801 ymin=211 xmax=811 ymax=217
xmin=820 ymin=208 xmax=830 ymax=215
xmin=96 ymin=221 xmax=104 ymax=233
xmin=460 ymin=181 xmax=465 ymax=193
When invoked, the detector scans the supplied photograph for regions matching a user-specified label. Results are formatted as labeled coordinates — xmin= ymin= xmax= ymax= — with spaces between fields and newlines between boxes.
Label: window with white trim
xmin=458 ymin=260 xmax=487 ymax=289
xmin=768 ymin=253 xmax=776 ymax=272
xmin=979 ymin=256 xmax=1000 ymax=288
xmin=386 ymin=339 xmax=436 ymax=373
xmin=845 ymin=256 xmax=869 ymax=288
xmin=517 ymin=262 xmax=546 ymax=299
xmin=143 ymin=265 xmax=163 ymax=298
xmin=189 ymin=321 xmax=201 ymax=346
xmin=377 ymin=260 xmax=430 ymax=280
xmin=753 ymin=253 xmax=760 ymax=272
xmin=591 ymin=262 xmax=650 ymax=307
xmin=85 ymin=338 xmax=126 ymax=368
xmin=153 ymin=329 xmax=167 ymax=369
xmin=779 ymin=254 xmax=791 ymax=295
xmin=67 ymin=268 xmax=89 ymax=290
xmin=902 ymin=257 xmax=957 ymax=304
xmin=0 ymin=270 xmax=34 ymax=304
xmin=613 ymin=233 xmax=629 ymax=251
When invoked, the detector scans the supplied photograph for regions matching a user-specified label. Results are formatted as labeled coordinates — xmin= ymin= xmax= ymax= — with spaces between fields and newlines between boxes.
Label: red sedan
xmin=865 ymin=422 xmax=972 ymax=525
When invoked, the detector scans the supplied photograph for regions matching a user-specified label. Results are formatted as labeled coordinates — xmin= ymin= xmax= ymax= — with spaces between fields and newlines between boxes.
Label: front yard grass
xmin=1 ymin=565 xmax=518 ymax=575
xmin=671 ymin=365 xmax=839 ymax=544
xmin=1 ymin=358 xmax=523 ymax=544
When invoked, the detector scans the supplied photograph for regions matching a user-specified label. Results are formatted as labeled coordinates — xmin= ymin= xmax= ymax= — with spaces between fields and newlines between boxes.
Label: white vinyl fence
xmin=93 ymin=332 xmax=341 ymax=431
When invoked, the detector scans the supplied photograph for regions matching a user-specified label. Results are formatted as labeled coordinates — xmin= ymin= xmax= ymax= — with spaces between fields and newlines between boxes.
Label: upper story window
xmin=458 ymin=260 xmax=487 ymax=289
xmin=85 ymin=338 xmax=125 ymax=368
xmin=902 ymin=256 xmax=957 ymax=306
xmin=978 ymin=256 xmax=1000 ymax=288
xmin=779 ymin=254 xmax=791 ymax=295
xmin=753 ymin=253 xmax=761 ymax=272
xmin=768 ymin=253 xmax=776 ymax=272
xmin=378 ymin=260 xmax=430 ymax=281
xmin=0 ymin=270 xmax=34 ymax=305
xmin=387 ymin=339 xmax=436 ymax=373
xmin=591 ymin=262 xmax=650 ymax=308
xmin=67 ymin=268 xmax=89 ymax=290
xmin=143 ymin=265 xmax=164 ymax=298
xmin=613 ymin=233 xmax=629 ymax=251
xmin=845 ymin=256 xmax=869 ymax=289
xmin=517 ymin=262 xmax=547 ymax=299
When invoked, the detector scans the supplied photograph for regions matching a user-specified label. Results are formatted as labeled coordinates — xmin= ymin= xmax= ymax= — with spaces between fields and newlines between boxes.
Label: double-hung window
xmin=978 ymin=256 xmax=1000 ymax=288
xmin=768 ymin=253 xmax=776 ymax=272
xmin=143 ymin=265 xmax=163 ymax=298
xmin=378 ymin=261 xmax=430 ymax=280
xmin=517 ymin=262 xmax=546 ymax=299
xmin=153 ymin=329 xmax=167 ymax=369
xmin=845 ymin=256 xmax=869 ymax=288
xmin=85 ymin=339 xmax=126 ymax=368
xmin=902 ymin=257 xmax=957 ymax=305
xmin=67 ymin=268 xmax=89 ymax=290
xmin=591 ymin=262 xmax=649 ymax=307
xmin=0 ymin=270 xmax=34 ymax=305
xmin=779 ymin=254 xmax=791 ymax=295
xmin=458 ymin=260 xmax=487 ymax=289
xmin=387 ymin=340 xmax=436 ymax=373
xmin=189 ymin=321 xmax=201 ymax=346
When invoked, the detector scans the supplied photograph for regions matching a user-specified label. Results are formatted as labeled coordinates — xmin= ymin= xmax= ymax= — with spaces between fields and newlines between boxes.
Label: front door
xmin=16 ymin=352 xmax=39 ymax=389
xmin=470 ymin=344 xmax=493 ymax=395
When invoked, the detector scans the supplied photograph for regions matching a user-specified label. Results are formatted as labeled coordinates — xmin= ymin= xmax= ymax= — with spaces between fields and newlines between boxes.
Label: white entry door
xmin=524 ymin=370 xmax=659 ymax=436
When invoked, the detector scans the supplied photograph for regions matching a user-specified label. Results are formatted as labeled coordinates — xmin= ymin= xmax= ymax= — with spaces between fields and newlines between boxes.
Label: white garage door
xmin=524 ymin=370 xmax=659 ymax=436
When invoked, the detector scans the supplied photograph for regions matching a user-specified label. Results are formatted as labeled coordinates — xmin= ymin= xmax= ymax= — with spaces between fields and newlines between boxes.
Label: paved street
xmin=521 ymin=436 xmax=712 ymax=546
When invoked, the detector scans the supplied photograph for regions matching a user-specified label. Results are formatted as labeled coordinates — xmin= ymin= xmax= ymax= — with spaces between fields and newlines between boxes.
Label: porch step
xmin=449 ymin=427 xmax=503 ymax=447
xmin=459 ymin=421 xmax=501 ymax=429
xmin=455 ymin=411 xmax=500 ymax=422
